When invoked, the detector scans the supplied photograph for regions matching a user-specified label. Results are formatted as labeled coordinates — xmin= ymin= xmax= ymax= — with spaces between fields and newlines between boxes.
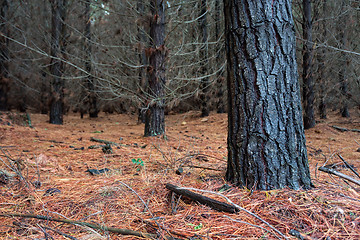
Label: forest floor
xmin=0 ymin=110 xmax=359 ymax=240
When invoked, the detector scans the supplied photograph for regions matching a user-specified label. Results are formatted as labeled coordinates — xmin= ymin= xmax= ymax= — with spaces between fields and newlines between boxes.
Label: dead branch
xmin=338 ymin=154 xmax=360 ymax=179
xmin=331 ymin=125 xmax=360 ymax=133
xmin=90 ymin=137 xmax=118 ymax=145
xmin=184 ymin=165 xmax=224 ymax=172
xmin=166 ymin=183 xmax=238 ymax=213
xmin=319 ymin=167 xmax=360 ymax=186
xmin=0 ymin=213 xmax=181 ymax=239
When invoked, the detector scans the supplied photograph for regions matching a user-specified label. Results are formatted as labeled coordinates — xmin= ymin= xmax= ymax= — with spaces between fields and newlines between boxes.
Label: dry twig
xmin=319 ymin=167 xmax=360 ymax=186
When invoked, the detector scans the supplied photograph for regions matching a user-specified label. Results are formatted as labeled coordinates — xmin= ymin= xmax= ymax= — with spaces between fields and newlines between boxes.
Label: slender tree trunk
xmin=224 ymin=0 xmax=312 ymax=190
xmin=137 ymin=0 xmax=148 ymax=124
xmin=0 ymin=0 xmax=9 ymax=111
xmin=302 ymin=0 xmax=315 ymax=129
xmin=49 ymin=0 xmax=66 ymax=124
xmin=339 ymin=1 xmax=350 ymax=118
xmin=40 ymin=0 xmax=49 ymax=115
xmin=199 ymin=0 xmax=209 ymax=117
xmin=215 ymin=0 xmax=225 ymax=114
xmin=40 ymin=70 xmax=49 ymax=114
xmin=144 ymin=0 xmax=166 ymax=136
xmin=318 ymin=0 xmax=327 ymax=119
xmin=84 ymin=0 xmax=98 ymax=118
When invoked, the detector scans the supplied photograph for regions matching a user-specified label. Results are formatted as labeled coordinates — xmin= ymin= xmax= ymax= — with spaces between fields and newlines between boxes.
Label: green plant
xmin=187 ymin=223 xmax=203 ymax=230
xmin=131 ymin=158 xmax=144 ymax=171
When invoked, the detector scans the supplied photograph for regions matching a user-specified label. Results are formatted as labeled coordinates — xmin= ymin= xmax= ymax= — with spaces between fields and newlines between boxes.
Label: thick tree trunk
xmin=0 ymin=0 xmax=9 ymax=111
xmin=144 ymin=0 xmax=166 ymax=136
xmin=199 ymin=0 xmax=209 ymax=117
xmin=49 ymin=0 xmax=66 ymax=124
xmin=302 ymin=0 xmax=315 ymax=129
xmin=84 ymin=0 xmax=98 ymax=118
xmin=224 ymin=0 xmax=312 ymax=190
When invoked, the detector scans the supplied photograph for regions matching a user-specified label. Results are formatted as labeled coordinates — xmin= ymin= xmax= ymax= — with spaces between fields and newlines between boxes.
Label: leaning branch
xmin=319 ymin=167 xmax=360 ymax=186
xmin=337 ymin=154 xmax=360 ymax=179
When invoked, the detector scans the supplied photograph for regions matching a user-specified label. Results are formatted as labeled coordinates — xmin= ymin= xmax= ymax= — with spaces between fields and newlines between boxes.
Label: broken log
xmin=165 ymin=183 xmax=238 ymax=213
xmin=319 ymin=167 xmax=360 ymax=186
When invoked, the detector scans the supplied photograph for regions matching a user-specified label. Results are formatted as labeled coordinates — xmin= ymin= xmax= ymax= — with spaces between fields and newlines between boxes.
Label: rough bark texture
xmin=199 ymin=0 xmax=209 ymax=117
xmin=0 ymin=0 xmax=9 ymax=111
xmin=49 ymin=0 xmax=66 ymax=124
xmin=144 ymin=0 xmax=166 ymax=136
xmin=224 ymin=0 xmax=312 ymax=190
xmin=84 ymin=0 xmax=98 ymax=118
xmin=302 ymin=0 xmax=315 ymax=129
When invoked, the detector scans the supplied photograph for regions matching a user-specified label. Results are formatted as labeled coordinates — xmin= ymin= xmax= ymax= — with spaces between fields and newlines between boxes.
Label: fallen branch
xmin=338 ymin=154 xmax=360 ymax=179
xmin=184 ymin=165 xmax=224 ymax=172
xmin=166 ymin=183 xmax=239 ymax=213
xmin=90 ymin=137 xmax=118 ymax=145
xmin=0 ymin=213 xmax=180 ymax=239
xmin=331 ymin=125 xmax=360 ymax=133
xmin=319 ymin=167 xmax=360 ymax=186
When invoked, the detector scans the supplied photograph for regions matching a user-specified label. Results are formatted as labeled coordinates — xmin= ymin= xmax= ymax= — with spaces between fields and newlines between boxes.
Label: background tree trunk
xmin=144 ymin=0 xmax=166 ymax=136
xmin=215 ymin=0 xmax=225 ymax=114
xmin=49 ymin=0 xmax=67 ymax=124
xmin=224 ymin=0 xmax=312 ymax=190
xmin=199 ymin=0 xmax=209 ymax=117
xmin=317 ymin=0 xmax=327 ymax=119
xmin=137 ymin=0 xmax=148 ymax=124
xmin=84 ymin=0 xmax=98 ymax=118
xmin=302 ymin=0 xmax=315 ymax=129
xmin=338 ymin=0 xmax=350 ymax=118
xmin=0 ymin=0 xmax=9 ymax=111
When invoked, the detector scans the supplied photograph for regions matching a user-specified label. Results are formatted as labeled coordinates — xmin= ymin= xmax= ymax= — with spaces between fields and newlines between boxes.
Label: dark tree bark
xmin=338 ymin=2 xmax=350 ymax=118
xmin=49 ymin=0 xmax=67 ymax=124
xmin=137 ymin=0 xmax=148 ymax=124
xmin=84 ymin=0 xmax=98 ymax=118
xmin=40 ymin=70 xmax=49 ymax=114
xmin=0 ymin=0 xmax=9 ymax=111
xmin=302 ymin=0 xmax=315 ymax=129
xmin=317 ymin=0 xmax=327 ymax=119
xmin=215 ymin=0 xmax=225 ymax=114
xmin=144 ymin=0 xmax=166 ymax=136
xmin=40 ymin=0 xmax=49 ymax=115
xmin=199 ymin=0 xmax=209 ymax=117
xmin=224 ymin=0 xmax=312 ymax=190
